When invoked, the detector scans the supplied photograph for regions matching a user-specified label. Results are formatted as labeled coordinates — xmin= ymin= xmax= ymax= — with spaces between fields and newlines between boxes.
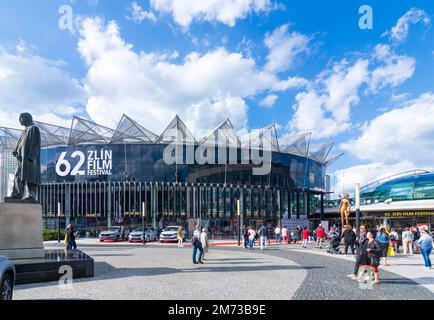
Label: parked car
xmin=0 ymin=256 xmax=15 ymax=301
xmin=159 ymin=226 xmax=185 ymax=243
xmin=99 ymin=226 xmax=131 ymax=242
xmin=128 ymin=227 xmax=158 ymax=242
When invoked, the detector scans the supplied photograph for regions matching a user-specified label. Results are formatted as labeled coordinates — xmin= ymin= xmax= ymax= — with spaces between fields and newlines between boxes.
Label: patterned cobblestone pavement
xmin=14 ymin=244 xmax=306 ymax=300
xmin=14 ymin=240 xmax=434 ymax=300
xmin=239 ymin=247 xmax=434 ymax=300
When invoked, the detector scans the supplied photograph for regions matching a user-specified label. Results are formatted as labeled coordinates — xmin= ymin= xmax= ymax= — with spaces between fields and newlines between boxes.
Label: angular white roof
xmin=0 ymin=115 xmax=338 ymax=165
xmin=111 ymin=114 xmax=158 ymax=144
xmin=156 ymin=115 xmax=196 ymax=144
xmin=200 ymin=119 xmax=240 ymax=147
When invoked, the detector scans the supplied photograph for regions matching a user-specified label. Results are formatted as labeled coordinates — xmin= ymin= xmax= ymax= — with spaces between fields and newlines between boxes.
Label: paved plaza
xmin=13 ymin=239 xmax=434 ymax=300
xmin=14 ymin=240 xmax=307 ymax=300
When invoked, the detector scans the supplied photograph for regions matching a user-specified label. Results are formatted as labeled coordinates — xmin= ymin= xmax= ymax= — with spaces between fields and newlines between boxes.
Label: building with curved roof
xmin=0 ymin=114 xmax=341 ymax=237
xmin=324 ymin=170 xmax=434 ymax=230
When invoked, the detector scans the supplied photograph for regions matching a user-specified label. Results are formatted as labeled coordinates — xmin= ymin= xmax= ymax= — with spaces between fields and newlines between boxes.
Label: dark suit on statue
xmin=11 ymin=124 xmax=41 ymax=200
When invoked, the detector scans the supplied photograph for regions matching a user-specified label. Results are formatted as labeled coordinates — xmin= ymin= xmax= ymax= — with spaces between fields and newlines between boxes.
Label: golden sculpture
xmin=337 ymin=193 xmax=351 ymax=229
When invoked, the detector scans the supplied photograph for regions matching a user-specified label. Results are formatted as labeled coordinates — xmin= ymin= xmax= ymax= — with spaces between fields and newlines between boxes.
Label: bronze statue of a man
xmin=5 ymin=113 xmax=41 ymax=203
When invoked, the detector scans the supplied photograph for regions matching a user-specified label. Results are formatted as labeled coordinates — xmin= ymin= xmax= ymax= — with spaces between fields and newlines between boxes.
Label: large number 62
xmin=55 ymin=151 xmax=86 ymax=176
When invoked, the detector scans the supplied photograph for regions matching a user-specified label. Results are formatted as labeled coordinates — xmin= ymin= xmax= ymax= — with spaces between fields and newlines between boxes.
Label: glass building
xmin=360 ymin=170 xmax=434 ymax=204
xmin=324 ymin=170 xmax=434 ymax=229
xmin=0 ymin=127 xmax=21 ymax=200
xmin=0 ymin=115 xmax=341 ymax=238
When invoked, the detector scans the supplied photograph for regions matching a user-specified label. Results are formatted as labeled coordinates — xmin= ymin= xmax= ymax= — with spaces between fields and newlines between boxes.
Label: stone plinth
xmin=0 ymin=203 xmax=45 ymax=260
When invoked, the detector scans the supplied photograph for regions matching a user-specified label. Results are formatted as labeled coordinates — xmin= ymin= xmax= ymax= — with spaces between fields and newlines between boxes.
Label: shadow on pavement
xmin=16 ymin=261 xmax=322 ymax=290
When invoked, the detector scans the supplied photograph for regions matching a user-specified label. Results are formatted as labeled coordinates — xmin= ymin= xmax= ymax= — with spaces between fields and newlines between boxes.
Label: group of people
xmin=191 ymin=225 xmax=209 ymax=264
xmin=243 ymin=224 xmax=271 ymax=250
xmin=346 ymin=224 xmax=433 ymax=285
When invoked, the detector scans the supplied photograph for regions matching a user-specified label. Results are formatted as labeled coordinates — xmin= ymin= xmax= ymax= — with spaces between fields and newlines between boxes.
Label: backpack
xmin=191 ymin=233 xmax=200 ymax=245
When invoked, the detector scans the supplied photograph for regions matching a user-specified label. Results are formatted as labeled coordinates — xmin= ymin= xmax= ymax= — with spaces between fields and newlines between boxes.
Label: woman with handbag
xmin=357 ymin=231 xmax=382 ymax=285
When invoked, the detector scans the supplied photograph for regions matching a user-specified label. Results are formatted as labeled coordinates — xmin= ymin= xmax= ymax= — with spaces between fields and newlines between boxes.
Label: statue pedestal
xmin=0 ymin=203 xmax=45 ymax=260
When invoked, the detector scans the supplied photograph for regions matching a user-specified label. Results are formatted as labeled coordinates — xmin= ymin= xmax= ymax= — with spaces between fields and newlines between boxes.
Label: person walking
xmin=376 ymin=227 xmax=390 ymax=266
xmin=259 ymin=224 xmax=269 ymax=250
xmin=301 ymin=226 xmax=310 ymax=248
xmin=274 ymin=225 xmax=282 ymax=244
xmin=282 ymin=226 xmax=289 ymax=244
xmin=357 ymin=231 xmax=381 ymax=285
xmin=64 ymin=224 xmax=72 ymax=251
xmin=290 ymin=230 xmax=295 ymax=244
xmin=177 ymin=226 xmax=184 ymax=248
xmin=390 ymin=228 xmax=399 ymax=253
xmin=417 ymin=228 xmax=433 ymax=269
xmin=243 ymin=226 xmax=249 ymax=249
xmin=192 ymin=224 xmax=204 ymax=264
xmin=412 ymin=227 xmax=421 ymax=254
xmin=200 ymin=228 xmax=209 ymax=260
xmin=248 ymin=226 xmax=256 ymax=250
xmin=67 ymin=225 xmax=77 ymax=250
xmin=315 ymin=224 xmax=326 ymax=249
xmin=402 ymin=227 xmax=414 ymax=255
xmin=295 ymin=226 xmax=302 ymax=244
xmin=348 ymin=225 xmax=368 ymax=280
xmin=342 ymin=225 xmax=356 ymax=256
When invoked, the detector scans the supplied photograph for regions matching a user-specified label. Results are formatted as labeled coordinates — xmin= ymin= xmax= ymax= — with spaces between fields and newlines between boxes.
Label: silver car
xmin=99 ymin=226 xmax=131 ymax=242
xmin=0 ymin=256 xmax=15 ymax=301
xmin=128 ymin=227 xmax=157 ymax=242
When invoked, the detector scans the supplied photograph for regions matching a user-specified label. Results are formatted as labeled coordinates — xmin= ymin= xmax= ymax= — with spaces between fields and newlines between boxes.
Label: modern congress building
xmin=0 ymin=115 xmax=341 ymax=238
xmin=325 ymin=170 xmax=434 ymax=229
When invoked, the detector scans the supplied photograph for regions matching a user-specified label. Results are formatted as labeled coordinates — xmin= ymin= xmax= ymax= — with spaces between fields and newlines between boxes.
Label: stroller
xmin=327 ymin=231 xmax=341 ymax=254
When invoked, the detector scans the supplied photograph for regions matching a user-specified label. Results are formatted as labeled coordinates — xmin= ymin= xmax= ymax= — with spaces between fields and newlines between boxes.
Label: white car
xmin=159 ymin=226 xmax=185 ymax=243
xmin=128 ymin=227 xmax=157 ymax=242
xmin=0 ymin=256 xmax=15 ymax=301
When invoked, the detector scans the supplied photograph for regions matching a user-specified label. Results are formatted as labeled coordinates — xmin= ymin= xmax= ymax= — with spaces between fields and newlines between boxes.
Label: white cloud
xmin=264 ymin=23 xmax=310 ymax=73
xmin=369 ymin=44 xmax=415 ymax=92
xmin=331 ymin=160 xmax=417 ymax=197
xmin=288 ymin=44 xmax=415 ymax=139
xmin=0 ymin=49 xmax=86 ymax=128
xmin=391 ymin=92 xmax=410 ymax=102
xmin=331 ymin=92 xmax=434 ymax=195
xmin=77 ymin=17 xmax=295 ymax=136
xmin=289 ymin=59 xmax=369 ymax=138
xmin=259 ymin=94 xmax=278 ymax=108
xmin=272 ymin=76 xmax=308 ymax=91
xmin=150 ymin=0 xmax=276 ymax=29
xmin=342 ymin=93 xmax=434 ymax=165
xmin=383 ymin=8 xmax=431 ymax=43
xmin=127 ymin=2 xmax=157 ymax=23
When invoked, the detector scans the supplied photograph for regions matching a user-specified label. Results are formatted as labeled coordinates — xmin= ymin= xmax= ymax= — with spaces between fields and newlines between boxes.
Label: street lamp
xmin=355 ymin=183 xmax=360 ymax=232
xmin=234 ymin=189 xmax=241 ymax=246
xmin=57 ymin=202 xmax=61 ymax=243
xmin=142 ymin=202 xmax=146 ymax=245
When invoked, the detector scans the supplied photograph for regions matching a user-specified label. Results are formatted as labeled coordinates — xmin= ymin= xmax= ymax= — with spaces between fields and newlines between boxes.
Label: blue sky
xmin=1 ymin=0 xmax=434 ymax=197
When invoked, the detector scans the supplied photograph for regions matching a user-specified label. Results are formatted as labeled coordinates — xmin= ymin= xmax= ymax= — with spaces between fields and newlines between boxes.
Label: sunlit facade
xmin=324 ymin=170 xmax=434 ymax=229
xmin=0 ymin=115 xmax=340 ymax=238
xmin=360 ymin=170 xmax=434 ymax=204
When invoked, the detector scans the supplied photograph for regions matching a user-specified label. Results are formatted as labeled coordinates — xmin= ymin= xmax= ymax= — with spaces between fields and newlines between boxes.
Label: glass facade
xmin=0 ymin=148 xmax=17 ymax=200
xmin=361 ymin=173 xmax=434 ymax=204
xmin=38 ymin=143 xmax=326 ymax=238
xmin=40 ymin=181 xmax=323 ymax=239
xmin=1 ymin=115 xmax=338 ymax=238
xmin=40 ymin=144 xmax=326 ymax=189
